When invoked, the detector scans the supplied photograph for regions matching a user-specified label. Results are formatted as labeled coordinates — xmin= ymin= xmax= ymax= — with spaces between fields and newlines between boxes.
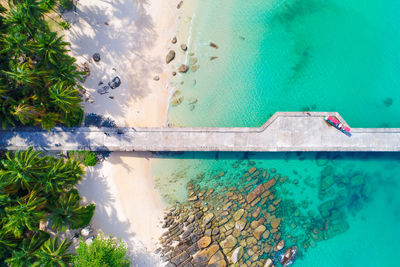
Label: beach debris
xmin=109 ymin=76 xmax=121 ymax=89
xmin=178 ymin=64 xmax=189 ymax=73
xmin=153 ymin=75 xmax=160 ymax=81
xmin=171 ymin=36 xmax=177 ymax=44
xmin=180 ymin=44 xmax=187 ymax=51
xmin=166 ymin=50 xmax=176 ymax=64
xmin=210 ymin=42 xmax=219 ymax=49
xmin=93 ymin=53 xmax=101 ymax=62
xmin=97 ymin=85 xmax=110 ymax=95
xmin=177 ymin=0 xmax=183 ymax=9
xmin=191 ymin=65 xmax=200 ymax=72
xmin=210 ymin=56 xmax=218 ymax=61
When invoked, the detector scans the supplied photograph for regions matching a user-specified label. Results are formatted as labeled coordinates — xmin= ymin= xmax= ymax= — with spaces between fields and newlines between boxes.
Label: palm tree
xmin=0 ymin=231 xmax=19 ymax=259
xmin=32 ymin=236 xmax=72 ymax=267
xmin=0 ymin=32 xmax=30 ymax=61
xmin=50 ymin=56 xmax=83 ymax=86
xmin=2 ymin=191 xmax=46 ymax=238
xmin=49 ymin=189 xmax=94 ymax=231
xmin=49 ymin=82 xmax=82 ymax=114
xmin=33 ymin=32 xmax=69 ymax=65
xmin=35 ymin=157 xmax=83 ymax=196
xmin=5 ymin=231 xmax=49 ymax=267
xmin=0 ymin=148 xmax=45 ymax=191
xmin=3 ymin=62 xmax=42 ymax=90
xmin=6 ymin=0 xmax=48 ymax=37
xmin=11 ymin=103 xmax=42 ymax=125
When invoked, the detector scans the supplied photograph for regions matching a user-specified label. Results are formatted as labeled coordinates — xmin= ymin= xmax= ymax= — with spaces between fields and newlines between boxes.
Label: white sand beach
xmin=64 ymin=0 xmax=193 ymax=265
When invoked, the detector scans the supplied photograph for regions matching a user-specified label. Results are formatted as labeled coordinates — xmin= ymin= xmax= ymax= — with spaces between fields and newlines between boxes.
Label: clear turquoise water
xmin=168 ymin=0 xmax=400 ymax=128
xmin=154 ymin=0 xmax=400 ymax=265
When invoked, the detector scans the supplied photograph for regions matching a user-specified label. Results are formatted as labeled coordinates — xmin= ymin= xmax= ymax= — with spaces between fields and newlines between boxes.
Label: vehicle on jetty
xmin=324 ymin=116 xmax=351 ymax=134
xmin=280 ymin=246 xmax=298 ymax=266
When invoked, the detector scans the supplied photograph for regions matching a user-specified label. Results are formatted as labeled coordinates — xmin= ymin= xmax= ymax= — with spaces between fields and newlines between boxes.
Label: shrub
xmin=74 ymin=233 xmax=130 ymax=267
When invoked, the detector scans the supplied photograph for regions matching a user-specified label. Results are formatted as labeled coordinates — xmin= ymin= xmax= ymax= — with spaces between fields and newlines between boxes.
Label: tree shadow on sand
xmin=77 ymin=163 xmax=161 ymax=266
xmin=66 ymin=0 xmax=163 ymax=123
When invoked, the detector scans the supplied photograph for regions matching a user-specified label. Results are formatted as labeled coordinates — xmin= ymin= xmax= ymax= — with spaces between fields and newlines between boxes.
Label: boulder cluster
xmin=158 ymin=167 xmax=296 ymax=267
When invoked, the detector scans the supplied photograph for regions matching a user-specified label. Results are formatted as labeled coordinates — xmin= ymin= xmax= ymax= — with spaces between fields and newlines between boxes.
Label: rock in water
xmin=166 ymin=50 xmax=176 ymax=64
xmin=93 ymin=53 xmax=101 ymax=62
xmin=230 ymin=246 xmax=244 ymax=264
xmin=178 ymin=64 xmax=189 ymax=73
xmin=197 ymin=236 xmax=211 ymax=248
xmin=203 ymin=212 xmax=214 ymax=224
xmin=253 ymin=225 xmax=266 ymax=240
xmin=276 ymin=240 xmax=285 ymax=251
xmin=210 ymin=42 xmax=219 ymax=49
xmin=233 ymin=209 xmax=244 ymax=221
xmin=271 ymin=218 xmax=281 ymax=229
xmin=264 ymin=258 xmax=274 ymax=267
xmin=351 ymin=174 xmax=365 ymax=186
xmin=320 ymin=175 xmax=335 ymax=190
xmin=220 ymin=235 xmax=237 ymax=254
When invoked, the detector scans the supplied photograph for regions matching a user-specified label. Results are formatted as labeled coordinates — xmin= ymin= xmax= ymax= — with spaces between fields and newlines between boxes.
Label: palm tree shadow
xmin=65 ymin=0 xmax=162 ymax=124
xmin=77 ymin=162 xmax=160 ymax=266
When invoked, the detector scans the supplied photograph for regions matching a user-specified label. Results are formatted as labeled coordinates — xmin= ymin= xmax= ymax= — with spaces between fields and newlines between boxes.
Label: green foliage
xmin=59 ymin=0 xmax=74 ymax=11
xmin=74 ymin=233 xmax=130 ymax=267
xmin=68 ymin=151 xmax=98 ymax=167
xmin=0 ymin=0 xmax=83 ymax=130
xmin=0 ymin=148 xmax=94 ymax=265
xmin=59 ymin=21 xmax=70 ymax=29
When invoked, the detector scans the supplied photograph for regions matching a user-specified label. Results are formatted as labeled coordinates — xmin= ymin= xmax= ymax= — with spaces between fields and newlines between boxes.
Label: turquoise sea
xmin=154 ymin=0 xmax=400 ymax=266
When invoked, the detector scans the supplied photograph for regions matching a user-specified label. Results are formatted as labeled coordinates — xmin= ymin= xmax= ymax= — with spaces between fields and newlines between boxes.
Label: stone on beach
xmin=166 ymin=50 xmax=176 ymax=64
xmin=171 ymin=36 xmax=177 ymax=44
xmin=181 ymin=44 xmax=188 ymax=51
xmin=92 ymin=53 xmax=101 ymax=62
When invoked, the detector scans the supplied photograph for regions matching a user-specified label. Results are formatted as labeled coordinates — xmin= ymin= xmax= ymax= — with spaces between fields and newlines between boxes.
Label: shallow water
xmin=153 ymin=152 xmax=400 ymax=266
xmin=154 ymin=0 xmax=400 ymax=265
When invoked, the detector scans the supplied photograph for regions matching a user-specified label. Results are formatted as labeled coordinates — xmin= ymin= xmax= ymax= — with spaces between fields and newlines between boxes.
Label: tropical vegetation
xmin=0 ymin=148 xmax=95 ymax=265
xmin=0 ymin=0 xmax=84 ymax=130
xmin=74 ymin=233 xmax=130 ymax=267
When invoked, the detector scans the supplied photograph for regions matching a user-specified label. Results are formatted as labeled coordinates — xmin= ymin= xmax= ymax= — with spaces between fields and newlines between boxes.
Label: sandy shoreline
xmin=65 ymin=0 xmax=194 ymax=264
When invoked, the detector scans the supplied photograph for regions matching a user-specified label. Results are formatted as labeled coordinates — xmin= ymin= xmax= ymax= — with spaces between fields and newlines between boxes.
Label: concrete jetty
xmin=1 ymin=112 xmax=400 ymax=152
